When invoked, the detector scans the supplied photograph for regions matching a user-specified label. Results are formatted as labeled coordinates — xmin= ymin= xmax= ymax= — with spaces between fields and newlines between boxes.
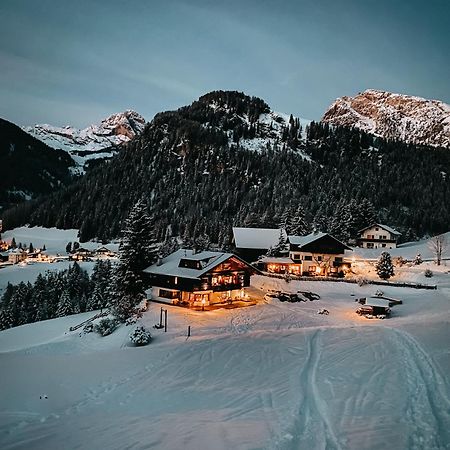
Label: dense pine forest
xmin=2 ymin=91 xmax=449 ymax=244
xmin=0 ymin=118 xmax=75 ymax=211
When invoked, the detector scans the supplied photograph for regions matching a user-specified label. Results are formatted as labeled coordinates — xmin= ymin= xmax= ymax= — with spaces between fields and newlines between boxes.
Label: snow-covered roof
xmin=233 ymin=227 xmax=286 ymax=249
xmin=143 ymin=249 xmax=241 ymax=280
xmin=359 ymin=223 xmax=401 ymax=235
xmin=289 ymin=232 xmax=352 ymax=251
xmin=288 ymin=231 xmax=328 ymax=247
xmin=258 ymin=256 xmax=295 ymax=264
xmin=365 ymin=298 xmax=390 ymax=308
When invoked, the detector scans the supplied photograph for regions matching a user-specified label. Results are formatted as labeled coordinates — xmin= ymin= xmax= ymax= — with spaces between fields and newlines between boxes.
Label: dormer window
xmin=179 ymin=258 xmax=201 ymax=269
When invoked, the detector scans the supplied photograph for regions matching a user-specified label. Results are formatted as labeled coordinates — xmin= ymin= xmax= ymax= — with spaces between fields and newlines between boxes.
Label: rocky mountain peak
xmin=23 ymin=110 xmax=146 ymax=173
xmin=322 ymin=89 xmax=450 ymax=148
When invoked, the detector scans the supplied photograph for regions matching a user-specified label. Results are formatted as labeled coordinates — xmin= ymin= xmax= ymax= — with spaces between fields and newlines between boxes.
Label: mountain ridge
xmin=2 ymin=90 xmax=449 ymax=244
xmin=322 ymin=89 xmax=450 ymax=148
xmin=23 ymin=110 xmax=146 ymax=172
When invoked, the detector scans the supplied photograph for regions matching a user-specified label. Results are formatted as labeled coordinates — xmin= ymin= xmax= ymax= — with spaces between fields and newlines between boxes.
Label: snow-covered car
xmin=264 ymin=292 xmax=280 ymax=302
xmin=298 ymin=291 xmax=320 ymax=301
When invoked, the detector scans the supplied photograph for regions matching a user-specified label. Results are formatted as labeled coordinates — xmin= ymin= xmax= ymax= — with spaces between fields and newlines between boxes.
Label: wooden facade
xmin=144 ymin=250 xmax=257 ymax=308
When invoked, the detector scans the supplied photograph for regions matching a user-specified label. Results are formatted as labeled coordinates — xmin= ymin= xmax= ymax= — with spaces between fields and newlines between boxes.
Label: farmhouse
xmin=232 ymin=227 xmax=287 ymax=262
xmin=258 ymin=232 xmax=351 ymax=276
xmin=357 ymin=223 xmax=401 ymax=249
xmin=8 ymin=250 xmax=27 ymax=264
xmin=143 ymin=249 xmax=258 ymax=308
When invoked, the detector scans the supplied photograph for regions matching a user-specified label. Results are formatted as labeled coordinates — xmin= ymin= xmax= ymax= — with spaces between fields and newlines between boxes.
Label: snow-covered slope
xmin=322 ymin=89 xmax=450 ymax=148
xmin=0 ymin=275 xmax=449 ymax=450
xmin=23 ymin=110 xmax=146 ymax=172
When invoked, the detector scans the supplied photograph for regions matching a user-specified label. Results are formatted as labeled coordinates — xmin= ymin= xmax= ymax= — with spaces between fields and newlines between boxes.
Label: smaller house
xmin=71 ymin=247 xmax=93 ymax=261
xmin=95 ymin=246 xmax=116 ymax=258
xmin=257 ymin=232 xmax=351 ymax=276
xmin=8 ymin=250 xmax=27 ymax=264
xmin=289 ymin=232 xmax=351 ymax=276
xmin=357 ymin=223 xmax=401 ymax=249
xmin=233 ymin=227 xmax=287 ymax=262
xmin=143 ymin=249 xmax=259 ymax=308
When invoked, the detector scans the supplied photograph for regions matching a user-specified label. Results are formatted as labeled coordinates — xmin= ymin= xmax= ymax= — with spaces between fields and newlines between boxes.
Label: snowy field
xmin=0 ymin=274 xmax=449 ymax=450
xmin=1 ymin=226 xmax=119 ymax=255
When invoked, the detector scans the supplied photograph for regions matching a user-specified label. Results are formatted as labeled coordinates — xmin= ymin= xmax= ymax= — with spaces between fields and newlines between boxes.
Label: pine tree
xmin=56 ymin=290 xmax=74 ymax=317
xmin=111 ymin=199 xmax=157 ymax=322
xmin=288 ymin=206 xmax=310 ymax=236
xmin=0 ymin=307 xmax=14 ymax=330
xmin=10 ymin=237 xmax=17 ymax=249
xmin=375 ymin=252 xmax=395 ymax=280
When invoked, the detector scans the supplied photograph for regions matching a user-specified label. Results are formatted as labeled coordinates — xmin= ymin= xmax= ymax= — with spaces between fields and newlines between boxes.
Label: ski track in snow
xmin=388 ymin=328 xmax=450 ymax=450
xmin=275 ymin=330 xmax=342 ymax=450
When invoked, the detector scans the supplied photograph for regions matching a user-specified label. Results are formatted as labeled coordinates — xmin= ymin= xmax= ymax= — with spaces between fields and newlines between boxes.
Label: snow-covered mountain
xmin=322 ymin=89 xmax=450 ymax=148
xmin=23 ymin=110 xmax=146 ymax=172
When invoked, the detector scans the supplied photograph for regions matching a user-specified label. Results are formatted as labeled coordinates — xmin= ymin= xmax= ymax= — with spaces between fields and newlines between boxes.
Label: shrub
xmin=83 ymin=322 xmax=94 ymax=333
xmin=129 ymin=326 xmax=152 ymax=346
xmin=125 ymin=316 xmax=137 ymax=326
xmin=94 ymin=317 xmax=118 ymax=336
xmin=357 ymin=276 xmax=369 ymax=286
xmin=424 ymin=269 xmax=433 ymax=278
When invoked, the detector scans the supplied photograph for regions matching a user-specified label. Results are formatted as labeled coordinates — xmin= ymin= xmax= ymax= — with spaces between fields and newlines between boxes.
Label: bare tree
xmin=428 ymin=234 xmax=447 ymax=266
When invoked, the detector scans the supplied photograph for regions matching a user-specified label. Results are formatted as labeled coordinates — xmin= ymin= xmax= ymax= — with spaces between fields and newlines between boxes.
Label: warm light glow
xmin=201 ymin=298 xmax=206 ymax=305
xmin=315 ymin=266 xmax=322 ymax=274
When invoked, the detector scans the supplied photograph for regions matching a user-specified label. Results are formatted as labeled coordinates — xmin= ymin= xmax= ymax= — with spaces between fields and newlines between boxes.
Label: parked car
xmin=264 ymin=292 xmax=280 ymax=302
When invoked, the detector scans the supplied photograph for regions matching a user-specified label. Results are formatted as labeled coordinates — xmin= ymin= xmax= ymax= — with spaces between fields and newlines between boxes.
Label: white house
xmin=357 ymin=223 xmax=401 ymax=249
xmin=288 ymin=232 xmax=352 ymax=276
xmin=256 ymin=232 xmax=352 ymax=277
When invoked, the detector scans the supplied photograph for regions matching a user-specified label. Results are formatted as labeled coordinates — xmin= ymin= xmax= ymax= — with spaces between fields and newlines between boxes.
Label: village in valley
xmin=0 ymin=207 xmax=449 ymax=449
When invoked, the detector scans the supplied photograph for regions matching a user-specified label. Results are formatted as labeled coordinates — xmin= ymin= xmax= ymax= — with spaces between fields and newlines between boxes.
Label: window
xmin=335 ymin=257 xmax=343 ymax=263
xmin=159 ymin=289 xmax=180 ymax=299
xmin=292 ymin=253 xmax=300 ymax=260
xmin=375 ymin=227 xmax=379 ymax=231
xmin=304 ymin=255 xmax=313 ymax=261
xmin=382 ymin=243 xmax=386 ymax=247
xmin=179 ymin=258 xmax=200 ymax=269
xmin=317 ymin=256 xmax=322 ymax=261
xmin=367 ymin=243 xmax=374 ymax=248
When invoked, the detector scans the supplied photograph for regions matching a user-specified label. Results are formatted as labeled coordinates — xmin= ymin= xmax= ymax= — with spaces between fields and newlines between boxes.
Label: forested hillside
xmin=0 ymin=118 xmax=75 ymax=211
xmin=2 ymin=91 xmax=449 ymax=243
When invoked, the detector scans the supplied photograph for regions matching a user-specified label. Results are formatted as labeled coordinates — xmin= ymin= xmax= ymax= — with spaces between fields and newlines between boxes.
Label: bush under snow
xmin=129 ymin=326 xmax=152 ymax=346
xmin=94 ymin=318 xmax=118 ymax=336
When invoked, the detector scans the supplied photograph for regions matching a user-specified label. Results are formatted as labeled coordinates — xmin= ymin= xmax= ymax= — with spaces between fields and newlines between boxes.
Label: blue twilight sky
xmin=0 ymin=0 xmax=449 ymax=128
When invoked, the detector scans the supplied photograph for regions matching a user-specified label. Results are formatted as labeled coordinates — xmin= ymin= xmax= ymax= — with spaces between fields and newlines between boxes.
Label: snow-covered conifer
xmin=375 ymin=252 xmax=395 ymax=280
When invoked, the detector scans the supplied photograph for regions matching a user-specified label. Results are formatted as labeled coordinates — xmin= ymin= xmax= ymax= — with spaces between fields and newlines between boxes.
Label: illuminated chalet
xmin=143 ymin=249 xmax=258 ymax=308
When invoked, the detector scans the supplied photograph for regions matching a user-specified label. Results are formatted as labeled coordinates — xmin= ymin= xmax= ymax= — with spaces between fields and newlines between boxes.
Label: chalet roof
xmin=233 ymin=227 xmax=286 ymax=249
xmin=95 ymin=246 xmax=114 ymax=253
xmin=258 ymin=256 xmax=295 ymax=264
xmin=358 ymin=223 xmax=401 ymax=236
xmin=143 ymin=249 xmax=248 ymax=280
xmin=288 ymin=232 xmax=352 ymax=250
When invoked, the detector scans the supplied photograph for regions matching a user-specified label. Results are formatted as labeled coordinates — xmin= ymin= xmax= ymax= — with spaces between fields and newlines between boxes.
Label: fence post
xmin=164 ymin=309 xmax=168 ymax=332
xmin=187 ymin=325 xmax=191 ymax=338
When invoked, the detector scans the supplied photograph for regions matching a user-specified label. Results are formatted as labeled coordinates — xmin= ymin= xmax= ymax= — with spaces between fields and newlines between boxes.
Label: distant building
xmin=232 ymin=227 xmax=287 ymax=262
xmin=357 ymin=224 xmax=401 ymax=249
xmin=95 ymin=246 xmax=116 ymax=258
xmin=143 ymin=249 xmax=258 ymax=308
xmin=8 ymin=250 xmax=27 ymax=264
xmin=257 ymin=232 xmax=351 ymax=277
